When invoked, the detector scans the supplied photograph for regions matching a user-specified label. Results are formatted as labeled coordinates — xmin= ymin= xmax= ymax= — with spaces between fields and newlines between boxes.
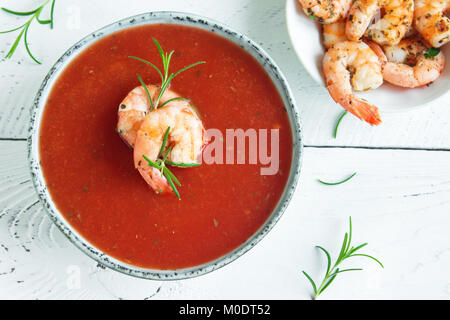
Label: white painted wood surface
xmin=0 ymin=0 xmax=450 ymax=300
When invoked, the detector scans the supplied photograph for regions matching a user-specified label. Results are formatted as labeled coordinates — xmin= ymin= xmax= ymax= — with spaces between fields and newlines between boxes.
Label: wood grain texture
xmin=0 ymin=0 xmax=448 ymax=147
xmin=2 ymin=141 xmax=450 ymax=299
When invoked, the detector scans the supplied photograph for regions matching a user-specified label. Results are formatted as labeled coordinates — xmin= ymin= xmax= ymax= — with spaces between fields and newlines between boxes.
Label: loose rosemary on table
xmin=334 ymin=110 xmax=347 ymax=139
xmin=134 ymin=38 xmax=205 ymax=198
xmin=302 ymin=216 xmax=383 ymax=299
xmin=318 ymin=172 xmax=357 ymax=185
xmin=0 ymin=0 xmax=56 ymax=64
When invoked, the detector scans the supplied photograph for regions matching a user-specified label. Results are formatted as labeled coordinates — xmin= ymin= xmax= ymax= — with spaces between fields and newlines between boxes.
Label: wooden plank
xmin=0 ymin=0 xmax=449 ymax=149
xmin=2 ymin=140 xmax=450 ymax=299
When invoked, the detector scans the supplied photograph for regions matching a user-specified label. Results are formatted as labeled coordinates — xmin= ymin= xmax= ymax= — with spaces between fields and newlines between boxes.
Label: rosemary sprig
xmin=318 ymin=172 xmax=357 ymax=185
xmin=302 ymin=217 xmax=383 ymax=300
xmin=334 ymin=111 xmax=347 ymax=138
xmin=129 ymin=38 xmax=205 ymax=110
xmin=0 ymin=0 xmax=55 ymax=64
xmin=142 ymin=127 xmax=201 ymax=199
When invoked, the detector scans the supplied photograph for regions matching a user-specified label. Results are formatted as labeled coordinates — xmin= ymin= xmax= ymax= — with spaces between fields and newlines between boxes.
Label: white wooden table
xmin=1 ymin=0 xmax=450 ymax=300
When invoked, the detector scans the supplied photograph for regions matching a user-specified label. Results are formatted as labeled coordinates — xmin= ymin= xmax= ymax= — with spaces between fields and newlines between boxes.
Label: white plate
xmin=285 ymin=0 xmax=450 ymax=113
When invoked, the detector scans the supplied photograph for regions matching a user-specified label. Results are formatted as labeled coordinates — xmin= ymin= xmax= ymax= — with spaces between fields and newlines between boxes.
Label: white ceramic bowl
xmin=286 ymin=0 xmax=450 ymax=112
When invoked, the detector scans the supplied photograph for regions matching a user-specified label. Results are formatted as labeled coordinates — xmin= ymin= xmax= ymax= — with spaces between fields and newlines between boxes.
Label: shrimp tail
xmin=347 ymin=97 xmax=382 ymax=126
xmin=327 ymin=85 xmax=382 ymax=126
xmin=365 ymin=39 xmax=388 ymax=64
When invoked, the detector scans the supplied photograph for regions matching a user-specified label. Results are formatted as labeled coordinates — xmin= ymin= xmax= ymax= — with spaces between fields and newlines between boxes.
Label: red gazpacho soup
xmin=39 ymin=24 xmax=293 ymax=269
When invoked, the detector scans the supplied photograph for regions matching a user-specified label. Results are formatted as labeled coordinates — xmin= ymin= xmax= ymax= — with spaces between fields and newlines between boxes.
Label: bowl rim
xmin=27 ymin=11 xmax=304 ymax=280
xmin=284 ymin=0 xmax=450 ymax=114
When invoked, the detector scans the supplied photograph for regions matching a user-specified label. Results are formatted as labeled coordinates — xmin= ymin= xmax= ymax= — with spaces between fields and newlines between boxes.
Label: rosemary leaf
xmin=50 ymin=0 xmax=55 ymax=29
xmin=129 ymin=56 xmax=164 ymax=83
xmin=159 ymin=127 xmax=171 ymax=158
xmin=318 ymin=172 xmax=357 ymax=185
xmin=334 ymin=111 xmax=347 ymax=138
xmin=302 ymin=271 xmax=317 ymax=295
xmin=165 ymin=161 xmax=201 ymax=167
xmin=172 ymin=61 xmax=206 ymax=78
xmin=24 ymin=24 xmax=41 ymax=64
xmin=163 ymin=166 xmax=181 ymax=187
xmin=159 ymin=97 xmax=190 ymax=109
xmin=1 ymin=7 xmax=38 ymax=16
xmin=349 ymin=254 xmax=384 ymax=268
xmin=164 ymin=170 xmax=180 ymax=199
xmin=136 ymin=73 xmax=154 ymax=110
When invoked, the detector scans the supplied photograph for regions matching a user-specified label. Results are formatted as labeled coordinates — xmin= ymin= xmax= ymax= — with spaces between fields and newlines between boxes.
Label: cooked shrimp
xmin=367 ymin=37 xmax=446 ymax=87
xmin=133 ymin=89 xmax=208 ymax=194
xmin=323 ymin=21 xmax=347 ymax=49
xmin=346 ymin=0 xmax=414 ymax=45
xmin=414 ymin=0 xmax=450 ymax=47
xmin=117 ymin=84 xmax=161 ymax=148
xmin=323 ymin=41 xmax=383 ymax=125
xmin=299 ymin=0 xmax=352 ymax=24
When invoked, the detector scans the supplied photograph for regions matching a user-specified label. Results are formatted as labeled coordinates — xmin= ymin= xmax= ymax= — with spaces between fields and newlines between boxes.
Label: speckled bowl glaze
xmin=28 ymin=11 xmax=303 ymax=280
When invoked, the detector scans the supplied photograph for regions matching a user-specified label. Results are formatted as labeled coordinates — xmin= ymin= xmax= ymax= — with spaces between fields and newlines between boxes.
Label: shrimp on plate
xmin=414 ymin=0 xmax=450 ymax=47
xmin=346 ymin=0 xmax=414 ymax=45
xmin=323 ymin=20 xmax=347 ymax=49
xmin=133 ymin=88 xmax=208 ymax=195
xmin=299 ymin=0 xmax=352 ymax=24
xmin=323 ymin=40 xmax=383 ymax=125
xmin=367 ymin=36 xmax=446 ymax=87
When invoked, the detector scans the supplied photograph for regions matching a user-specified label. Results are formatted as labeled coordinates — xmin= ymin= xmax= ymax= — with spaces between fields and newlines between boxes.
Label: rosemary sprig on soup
xmin=143 ymin=127 xmax=201 ymax=199
xmin=118 ymin=38 xmax=207 ymax=198
xmin=0 ymin=0 xmax=56 ymax=64
xmin=129 ymin=38 xmax=205 ymax=110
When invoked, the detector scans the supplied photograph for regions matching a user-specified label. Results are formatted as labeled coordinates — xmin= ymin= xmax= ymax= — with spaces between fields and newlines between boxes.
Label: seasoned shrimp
xmin=323 ymin=41 xmax=383 ymax=125
xmin=299 ymin=0 xmax=352 ymax=24
xmin=117 ymin=84 xmax=161 ymax=148
xmin=414 ymin=0 xmax=450 ymax=47
xmin=346 ymin=0 xmax=414 ymax=45
xmin=367 ymin=37 xmax=446 ymax=87
xmin=134 ymin=89 xmax=208 ymax=194
xmin=323 ymin=20 xmax=347 ymax=49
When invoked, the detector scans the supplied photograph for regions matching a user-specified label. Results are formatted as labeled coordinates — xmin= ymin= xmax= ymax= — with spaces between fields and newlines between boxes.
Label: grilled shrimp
xmin=133 ymin=89 xmax=208 ymax=194
xmin=414 ymin=0 xmax=450 ymax=47
xmin=323 ymin=20 xmax=347 ymax=49
xmin=299 ymin=0 xmax=352 ymax=24
xmin=367 ymin=37 xmax=445 ymax=87
xmin=323 ymin=41 xmax=383 ymax=125
xmin=346 ymin=0 xmax=414 ymax=45
xmin=117 ymin=84 xmax=162 ymax=148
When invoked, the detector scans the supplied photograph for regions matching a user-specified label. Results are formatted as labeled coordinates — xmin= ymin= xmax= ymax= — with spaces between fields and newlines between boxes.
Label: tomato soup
xmin=39 ymin=24 xmax=293 ymax=269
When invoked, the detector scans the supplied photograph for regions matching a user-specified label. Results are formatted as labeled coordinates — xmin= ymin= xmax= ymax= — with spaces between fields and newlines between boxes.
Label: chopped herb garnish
xmin=302 ymin=217 xmax=383 ymax=299
xmin=309 ymin=14 xmax=316 ymax=20
xmin=318 ymin=172 xmax=357 ymax=185
xmin=129 ymin=38 xmax=205 ymax=110
xmin=424 ymin=47 xmax=440 ymax=59
xmin=0 ymin=0 xmax=56 ymax=64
